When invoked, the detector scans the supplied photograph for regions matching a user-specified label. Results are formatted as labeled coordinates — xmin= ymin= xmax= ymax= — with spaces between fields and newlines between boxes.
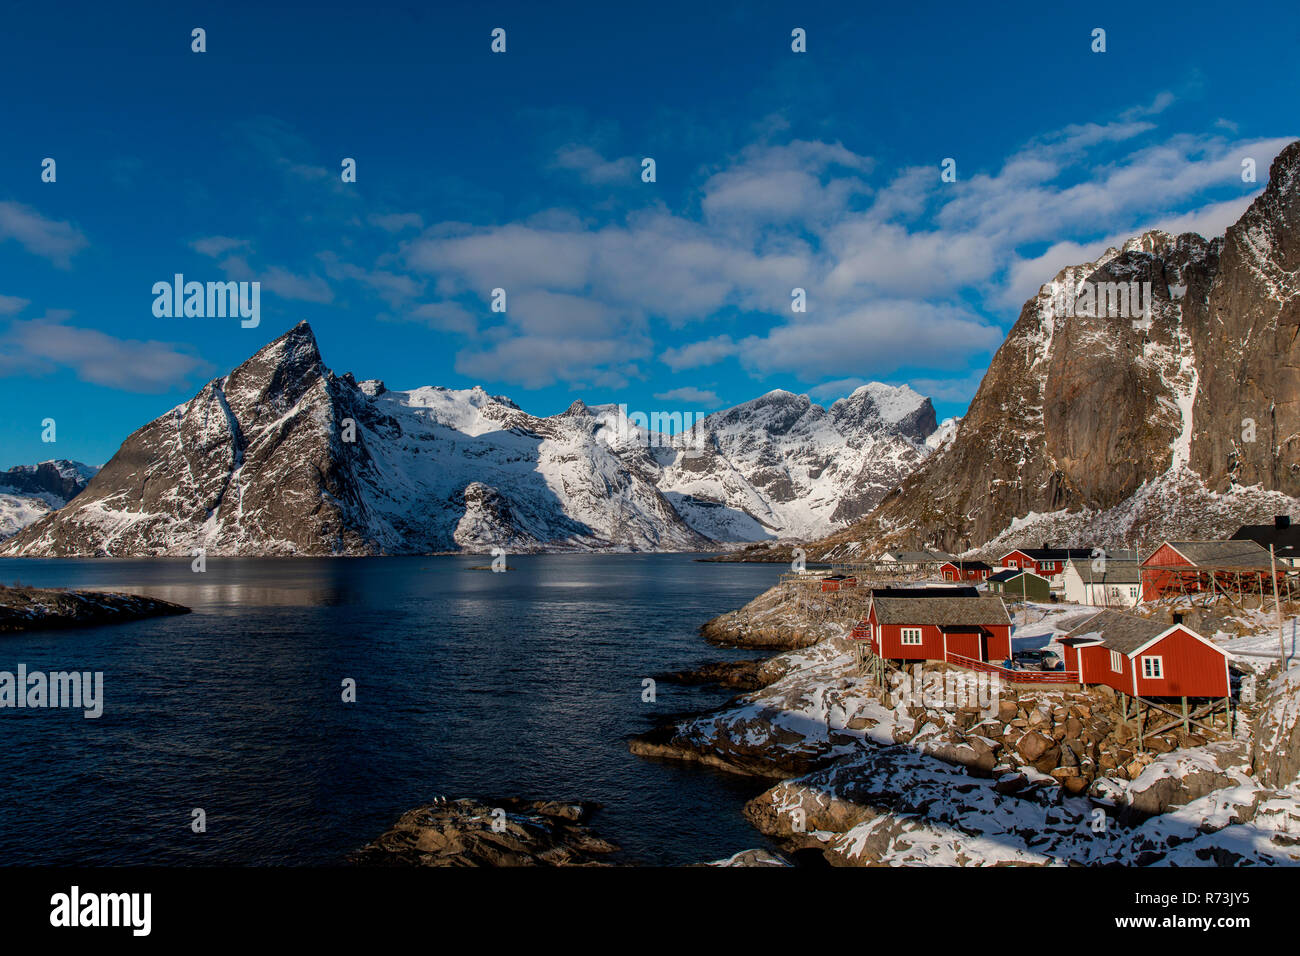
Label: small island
xmin=0 ymin=583 xmax=190 ymax=633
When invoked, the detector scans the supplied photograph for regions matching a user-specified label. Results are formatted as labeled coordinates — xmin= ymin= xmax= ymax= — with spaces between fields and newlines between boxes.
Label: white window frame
xmin=900 ymin=627 xmax=923 ymax=645
xmin=1110 ymin=650 xmax=1122 ymax=673
xmin=1141 ymin=655 xmax=1163 ymax=679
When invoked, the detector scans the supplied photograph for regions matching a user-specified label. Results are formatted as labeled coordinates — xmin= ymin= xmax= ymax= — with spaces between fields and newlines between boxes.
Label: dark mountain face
xmin=1189 ymin=148 xmax=1300 ymax=493
xmin=813 ymin=141 xmax=1300 ymax=557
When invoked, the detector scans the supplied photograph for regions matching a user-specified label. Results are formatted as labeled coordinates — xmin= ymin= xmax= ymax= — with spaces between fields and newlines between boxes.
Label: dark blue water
xmin=0 ymin=554 xmax=783 ymax=866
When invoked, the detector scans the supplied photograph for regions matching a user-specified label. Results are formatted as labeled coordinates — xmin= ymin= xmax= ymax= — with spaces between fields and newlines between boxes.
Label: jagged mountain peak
xmin=829 ymin=383 xmax=936 ymax=442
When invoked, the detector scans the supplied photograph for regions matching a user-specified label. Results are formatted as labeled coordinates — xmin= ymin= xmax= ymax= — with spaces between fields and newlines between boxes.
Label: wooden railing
xmin=945 ymin=652 xmax=1080 ymax=684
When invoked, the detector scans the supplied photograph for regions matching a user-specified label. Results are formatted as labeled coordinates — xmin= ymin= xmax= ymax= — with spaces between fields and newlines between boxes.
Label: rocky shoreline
xmin=0 ymin=584 xmax=190 ymax=633
xmin=353 ymin=578 xmax=1300 ymax=867
xmin=628 ymin=580 xmax=1300 ymax=866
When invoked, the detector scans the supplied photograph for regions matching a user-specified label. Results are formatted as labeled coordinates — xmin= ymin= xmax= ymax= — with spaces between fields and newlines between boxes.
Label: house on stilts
xmin=1058 ymin=609 xmax=1236 ymax=743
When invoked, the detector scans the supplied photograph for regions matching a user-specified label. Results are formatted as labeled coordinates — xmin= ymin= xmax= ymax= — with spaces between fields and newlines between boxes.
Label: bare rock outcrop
xmin=350 ymin=798 xmax=618 ymax=866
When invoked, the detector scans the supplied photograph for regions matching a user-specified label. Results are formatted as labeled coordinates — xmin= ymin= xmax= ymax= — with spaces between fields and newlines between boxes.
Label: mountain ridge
xmin=0 ymin=324 xmax=941 ymax=555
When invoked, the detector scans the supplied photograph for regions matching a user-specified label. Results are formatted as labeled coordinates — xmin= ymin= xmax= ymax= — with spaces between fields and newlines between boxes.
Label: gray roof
xmin=1062 ymin=609 xmax=1170 ymax=654
xmin=1157 ymin=540 xmax=1273 ymax=569
xmin=872 ymin=595 xmax=1011 ymax=627
xmin=880 ymin=550 xmax=947 ymax=563
xmin=1065 ymin=558 xmax=1141 ymax=583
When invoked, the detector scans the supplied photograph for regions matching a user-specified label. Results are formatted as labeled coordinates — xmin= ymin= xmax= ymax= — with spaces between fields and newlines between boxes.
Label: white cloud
xmin=653 ymin=386 xmax=723 ymax=406
xmin=701 ymin=140 xmax=872 ymax=227
xmin=552 ymin=145 xmax=637 ymax=185
xmin=910 ymin=369 xmax=987 ymax=405
xmin=405 ymin=301 xmax=478 ymax=335
xmin=738 ymin=301 xmax=1003 ymax=380
xmin=806 ymin=377 xmax=869 ymax=402
xmin=368 ymin=212 xmax=424 ymax=233
xmin=660 ymin=335 xmax=738 ymax=371
xmin=455 ymin=333 xmax=647 ymax=390
xmin=191 ymin=236 xmax=250 ymax=258
xmin=347 ymin=102 xmax=1297 ymax=402
xmin=318 ymin=252 xmax=423 ymax=304
xmin=0 ymin=315 xmax=213 ymax=392
xmin=0 ymin=201 xmax=88 ymax=267
xmin=0 ymin=294 xmax=29 ymax=316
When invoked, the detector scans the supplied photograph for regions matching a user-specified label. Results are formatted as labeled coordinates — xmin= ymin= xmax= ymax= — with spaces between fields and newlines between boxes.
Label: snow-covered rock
xmin=654 ymin=383 xmax=937 ymax=540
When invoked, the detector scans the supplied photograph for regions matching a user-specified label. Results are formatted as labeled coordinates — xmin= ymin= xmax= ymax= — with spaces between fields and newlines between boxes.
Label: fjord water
xmin=0 ymin=554 xmax=784 ymax=865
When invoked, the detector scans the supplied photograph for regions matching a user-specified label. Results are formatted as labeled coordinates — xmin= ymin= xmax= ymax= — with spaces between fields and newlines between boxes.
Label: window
xmin=1110 ymin=650 xmax=1122 ymax=673
xmin=1129 ymin=586 xmax=1138 ymax=597
xmin=1141 ymin=656 xmax=1163 ymax=679
xmin=900 ymin=628 xmax=923 ymax=645
xmin=1009 ymin=559 xmax=1019 ymax=568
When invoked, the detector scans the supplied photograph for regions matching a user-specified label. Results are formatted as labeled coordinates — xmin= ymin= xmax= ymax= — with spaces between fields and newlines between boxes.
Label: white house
xmin=1061 ymin=559 xmax=1142 ymax=607
xmin=877 ymin=550 xmax=951 ymax=572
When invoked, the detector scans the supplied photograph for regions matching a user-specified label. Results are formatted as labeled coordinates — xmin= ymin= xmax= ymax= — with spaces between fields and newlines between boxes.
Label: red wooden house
xmin=856 ymin=595 xmax=1012 ymax=664
xmin=939 ymin=560 xmax=992 ymax=582
xmin=998 ymin=547 xmax=1094 ymax=578
xmin=1140 ymin=540 xmax=1275 ymax=602
xmin=1058 ymin=610 xmax=1231 ymax=699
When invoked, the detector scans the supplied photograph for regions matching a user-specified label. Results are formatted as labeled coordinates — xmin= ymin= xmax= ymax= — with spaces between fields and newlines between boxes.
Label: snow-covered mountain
xmin=0 ymin=460 xmax=99 ymax=539
xmin=654 ymin=384 xmax=935 ymax=540
xmin=0 ymin=324 xmax=943 ymax=556
xmin=812 ymin=139 xmax=1300 ymax=558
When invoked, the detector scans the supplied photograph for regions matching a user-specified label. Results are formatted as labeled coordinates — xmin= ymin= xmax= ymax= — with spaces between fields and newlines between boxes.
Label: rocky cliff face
xmin=814 ymin=141 xmax=1300 ymax=557
xmin=0 ymin=324 xmax=941 ymax=556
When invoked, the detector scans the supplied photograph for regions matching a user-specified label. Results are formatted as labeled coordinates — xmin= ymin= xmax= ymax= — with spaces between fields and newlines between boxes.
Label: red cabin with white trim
xmin=1060 ymin=610 xmax=1231 ymax=698
xmin=857 ymin=594 xmax=1012 ymax=664
xmin=939 ymin=560 xmax=991 ymax=582
xmin=998 ymin=548 xmax=1093 ymax=579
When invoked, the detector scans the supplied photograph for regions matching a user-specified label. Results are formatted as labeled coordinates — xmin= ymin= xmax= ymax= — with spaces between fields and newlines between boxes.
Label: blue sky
xmin=2 ymin=0 xmax=1297 ymax=468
